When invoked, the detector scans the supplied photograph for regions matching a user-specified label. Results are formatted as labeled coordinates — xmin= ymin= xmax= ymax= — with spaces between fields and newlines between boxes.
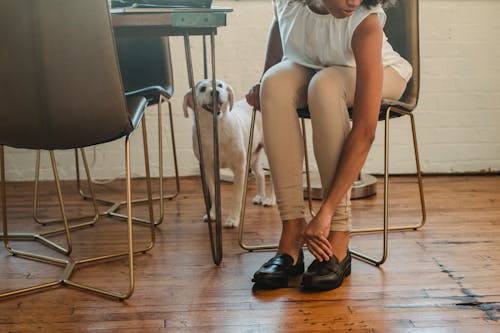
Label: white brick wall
xmin=4 ymin=0 xmax=500 ymax=181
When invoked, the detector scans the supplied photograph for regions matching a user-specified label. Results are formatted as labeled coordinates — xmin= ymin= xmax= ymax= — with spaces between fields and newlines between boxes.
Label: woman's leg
xmin=307 ymin=66 xmax=355 ymax=261
xmin=260 ymin=60 xmax=314 ymax=261
xmin=307 ymin=66 xmax=407 ymax=259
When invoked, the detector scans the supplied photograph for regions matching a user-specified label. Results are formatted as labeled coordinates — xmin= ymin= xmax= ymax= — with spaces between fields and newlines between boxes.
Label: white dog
xmin=183 ymin=79 xmax=276 ymax=228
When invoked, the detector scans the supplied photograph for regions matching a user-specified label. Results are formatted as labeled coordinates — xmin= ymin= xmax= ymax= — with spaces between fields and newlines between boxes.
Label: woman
xmin=246 ymin=0 xmax=411 ymax=291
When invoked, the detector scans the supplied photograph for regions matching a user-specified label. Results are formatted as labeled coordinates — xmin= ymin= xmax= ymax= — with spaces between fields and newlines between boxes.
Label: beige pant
xmin=260 ymin=61 xmax=407 ymax=231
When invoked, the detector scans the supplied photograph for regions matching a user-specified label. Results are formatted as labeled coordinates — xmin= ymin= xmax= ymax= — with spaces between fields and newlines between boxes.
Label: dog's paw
xmin=252 ymin=194 xmax=264 ymax=205
xmin=262 ymin=195 xmax=276 ymax=207
xmin=223 ymin=217 xmax=239 ymax=229
xmin=203 ymin=211 xmax=216 ymax=222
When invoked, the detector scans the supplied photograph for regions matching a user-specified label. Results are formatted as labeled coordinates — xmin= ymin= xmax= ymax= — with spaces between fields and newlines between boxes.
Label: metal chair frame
xmin=73 ymin=95 xmax=171 ymax=226
xmin=2 ymin=149 xmax=98 ymax=257
xmin=33 ymin=149 xmax=100 ymax=230
xmin=1 ymin=134 xmax=155 ymax=300
xmin=0 ymin=0 xmax=157 ymax=300
xmin=73 ymin=96 xmax=181 ymax=227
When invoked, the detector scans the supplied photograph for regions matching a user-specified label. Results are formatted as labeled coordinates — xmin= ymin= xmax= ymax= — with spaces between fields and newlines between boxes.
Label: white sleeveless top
xmin=274 ymin=0 xmax=412 ymax=82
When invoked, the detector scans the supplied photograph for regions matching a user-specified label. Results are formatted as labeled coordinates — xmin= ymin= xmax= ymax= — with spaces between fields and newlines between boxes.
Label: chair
xmin=0 ymin=0 xmax=155 ymax=300
xmin=33 ymin=36 xmax=180 ymax=227
xmin=79 ymin=35 xmax=180 ymax=225
xmin=238 ymin=0 xmax=426 ymax=266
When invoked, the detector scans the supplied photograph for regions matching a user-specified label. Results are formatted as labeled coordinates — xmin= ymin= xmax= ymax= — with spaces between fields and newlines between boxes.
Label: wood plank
xmin=0 ymin=175 xmax=499 ymax=332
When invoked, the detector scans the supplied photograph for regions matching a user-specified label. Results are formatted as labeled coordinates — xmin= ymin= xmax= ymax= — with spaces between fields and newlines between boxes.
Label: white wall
xmin=4 ymin=0 xmax=500 ymax=181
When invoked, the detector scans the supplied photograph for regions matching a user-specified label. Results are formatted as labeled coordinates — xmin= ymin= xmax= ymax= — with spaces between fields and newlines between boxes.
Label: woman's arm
xmin=303 ymin=13 xmax=384 ymax=261
xmin=323 ymin=13 xmax=383 ymax=212
xmin=263 ymin=18 xmax=283 ymax=75
xmin=246 ymin=17 xmax=283 ymax=110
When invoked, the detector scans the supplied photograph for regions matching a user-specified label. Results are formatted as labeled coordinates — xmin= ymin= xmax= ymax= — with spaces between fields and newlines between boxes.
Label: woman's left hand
xmin=303 ymin=209 xmax=333 ymax=261
xmin=245 ymin=83 xmax=261 ymax=111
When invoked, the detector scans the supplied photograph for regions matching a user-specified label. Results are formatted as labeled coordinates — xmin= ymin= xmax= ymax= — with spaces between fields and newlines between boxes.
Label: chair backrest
xmin=0 ymin=0 xmax=133 ymax=150
xmin=384 ymin=0 xmax=420 ymax=108
xmin=116 ymin=36 xmax=174 ymax=99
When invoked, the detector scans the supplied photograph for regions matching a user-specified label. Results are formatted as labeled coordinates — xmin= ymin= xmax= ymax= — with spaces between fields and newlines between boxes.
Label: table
xmin=112 ymin=6 xmax=233 ymax=265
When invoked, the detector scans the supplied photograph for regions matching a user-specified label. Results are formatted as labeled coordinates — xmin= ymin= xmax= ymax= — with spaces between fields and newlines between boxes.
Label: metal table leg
xmin=183 ymin=32 xmax=223 ymax=265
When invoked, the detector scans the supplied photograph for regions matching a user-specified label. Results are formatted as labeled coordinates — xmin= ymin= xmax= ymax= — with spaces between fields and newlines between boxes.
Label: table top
xmin=111 ymin=6 xmax=232 ymax=14
xmin=111 ymin=6 xmax=232 ymax=36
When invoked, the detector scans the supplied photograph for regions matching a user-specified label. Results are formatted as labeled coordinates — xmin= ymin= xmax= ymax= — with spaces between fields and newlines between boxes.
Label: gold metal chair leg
xmin=238 ymin=107 xmax=426 ymax=267
xmin=0 ymin=150 xmax=90 ymax=256
xmin=63 ymin=135 xmax=156 ymax=299
xmin=74 ymin=101 xmax=167 ymax=226
xmin=238 ymin=109 xmax=275 ymax=251
xmin=165 ymin=99 xmax=180 ymax=199
xmin=350 ymin=107 xmax=426 ymax=265
xmin=33 ymin=150 xmax=99 ymax=226
xmin=0 ymin=230 xmax=68 ymax=299
xmin=0 ymin=145 xmax=70 ymax=299
xmin=301 ymin=118 xmax=316 ymax=217
xmin=1 ymin=136 xmax=156 ymax=300
xmin=238 ymin=110 xmax=316 ymax=251
xmin=75 ymin=148 xmax=115 ymax=206
xmin=1 ymin=148 xmax=101 ymax=255
xmin=351 ymin=109 xmax=426 ymax=234
xmin=105 ymin=97 xmax=182 ymax=225
xmin=23 ymin=149 xmax=100 ymax=255
xmin=348 ymin=109 xmax=391 ymax=265
xmin=106 ymin=113 xmax=164 ymax=226
xmin=63 ymin=136 xmax=137 ymax=300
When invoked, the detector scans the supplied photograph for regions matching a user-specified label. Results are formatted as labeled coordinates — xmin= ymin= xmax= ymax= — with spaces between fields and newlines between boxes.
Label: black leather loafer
xmin=302 ymin=251 xmax=351 ymax=291
xmin=252 ymin=250 xmax=304 ymax=289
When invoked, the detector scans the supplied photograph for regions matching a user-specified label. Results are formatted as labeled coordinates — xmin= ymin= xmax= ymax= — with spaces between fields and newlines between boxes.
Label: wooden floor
xmin=0 ymin=175 xmax=499 ymax=332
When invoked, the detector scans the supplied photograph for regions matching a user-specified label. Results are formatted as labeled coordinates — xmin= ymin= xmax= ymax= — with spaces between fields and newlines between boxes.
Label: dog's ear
xmin=226 ymin=84 xmax=235 ymax=111
xmin=182 ymin=90 xmax=194 ymax=118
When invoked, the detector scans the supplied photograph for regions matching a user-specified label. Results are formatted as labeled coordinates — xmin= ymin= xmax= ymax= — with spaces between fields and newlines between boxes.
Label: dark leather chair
xmin=239 ymin=0 xmax=426 ymax=266
xmin=0 ymin=0 xmax=155 ymax=300
xmin=33 ymin=36 xmax=180 ymax=227
xmin=78 ymin=36 xmax=180 ymax=226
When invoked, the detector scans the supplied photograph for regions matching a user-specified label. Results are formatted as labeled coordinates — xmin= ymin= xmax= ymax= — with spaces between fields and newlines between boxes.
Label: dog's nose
xmin=210 ymin=90 xmax=220 ymax=98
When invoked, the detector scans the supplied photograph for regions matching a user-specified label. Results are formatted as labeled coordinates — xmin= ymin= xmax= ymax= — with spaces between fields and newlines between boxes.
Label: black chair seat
xmin=297 ymin=103 xmax=413 ymax=122
xmin=126 ymin=95 xmax=149 ymax=130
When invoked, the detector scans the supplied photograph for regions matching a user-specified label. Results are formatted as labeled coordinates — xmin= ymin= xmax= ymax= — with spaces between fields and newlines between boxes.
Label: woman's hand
xmin=245 ymin=83 xmax=261 ymax=111
xmin=303 ymin=208 xmax=333 ymax=261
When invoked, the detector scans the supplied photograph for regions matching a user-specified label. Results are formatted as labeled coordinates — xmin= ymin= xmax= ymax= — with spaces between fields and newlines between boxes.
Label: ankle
xmin=277 ymin=245 xmax=302 ymax=264
xmin=328 ymin=231 xmax=349 ymax=262
xmin=277 ymin=218 xmax=306 ymax=263
xmin=331 ymin=248 xmax=348 ymax=262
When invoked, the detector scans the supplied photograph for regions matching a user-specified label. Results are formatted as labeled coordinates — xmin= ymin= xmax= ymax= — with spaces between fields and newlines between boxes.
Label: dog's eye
xmin=217 ymin=83 xmax=223 ymax=88
xmin=200 ymin=86 xmax=206 ymax=92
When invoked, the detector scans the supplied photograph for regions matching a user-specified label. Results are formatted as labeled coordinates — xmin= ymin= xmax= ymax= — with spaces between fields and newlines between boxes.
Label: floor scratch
xmin=433 ymin=257 xmax=499 ymax=321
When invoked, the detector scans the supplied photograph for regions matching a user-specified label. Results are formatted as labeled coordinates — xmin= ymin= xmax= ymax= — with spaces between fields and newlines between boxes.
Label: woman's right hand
xmin=303 ymin=208 xmax=333 ymax=262
xmin=245 ymin=83 xmax=261 ymax=111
